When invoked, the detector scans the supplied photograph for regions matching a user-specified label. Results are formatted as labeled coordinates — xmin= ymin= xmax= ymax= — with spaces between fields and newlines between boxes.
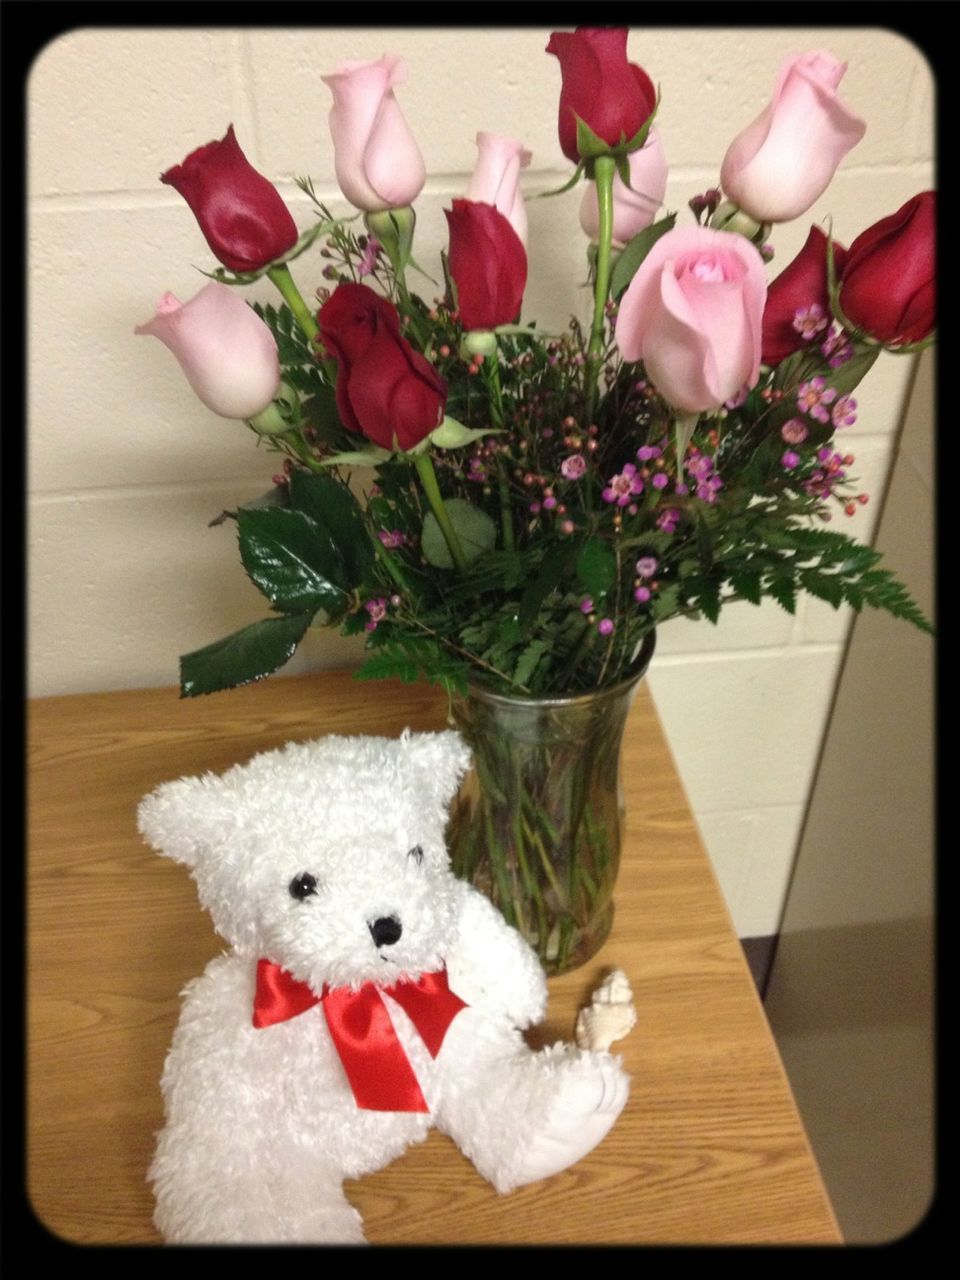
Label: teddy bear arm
xmin=444 ymin=882 xmax=548 ymax=1028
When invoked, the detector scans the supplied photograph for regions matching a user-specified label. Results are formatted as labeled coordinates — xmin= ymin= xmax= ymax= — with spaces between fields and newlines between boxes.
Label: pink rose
xmin=464 ymin=132 xmax=532 ymax=246
xmin=135 ymin=282 xmax=279 ymax=419
xmin=579 ymin=128 xmax=668 ymax=246
xmin=720 ymin=51 xmax=866 ymax=224
xmin=322 ymin=56 xmax=426 ymax=212
xmin=615 ymin=225 xmax=767 ymax=413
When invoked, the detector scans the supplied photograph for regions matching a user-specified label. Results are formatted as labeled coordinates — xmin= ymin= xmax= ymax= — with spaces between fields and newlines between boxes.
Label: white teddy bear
xmin=138 ymin=730 xmax=630 ymax=1244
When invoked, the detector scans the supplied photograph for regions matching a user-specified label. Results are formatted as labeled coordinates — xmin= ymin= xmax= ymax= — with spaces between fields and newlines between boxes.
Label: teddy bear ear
xmin=137 ymin=773 xmax=231 ymax=868
xmin=399 ymin=730 xmax=472 ymax=809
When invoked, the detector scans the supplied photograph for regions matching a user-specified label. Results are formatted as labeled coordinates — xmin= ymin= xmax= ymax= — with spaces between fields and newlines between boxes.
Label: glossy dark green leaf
xmin=610 ymin=213 xmax=677 ymax=301
xmin=180 ymin=611 xmax=314 ymax=697
xmin=575 ymin=540 xmax=617 ymax=599
xmin=237 ymin=507 xmax=348 ymax=614
xmin=288 ymin=470 xmax=374 ymax=583
xmin=820 ymin=343 xmax=881 ymax=398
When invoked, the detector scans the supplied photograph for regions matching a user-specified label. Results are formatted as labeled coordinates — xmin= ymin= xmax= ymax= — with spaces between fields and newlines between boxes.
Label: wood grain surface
xmin=27 ymin=670 xmax=841 ymax=1245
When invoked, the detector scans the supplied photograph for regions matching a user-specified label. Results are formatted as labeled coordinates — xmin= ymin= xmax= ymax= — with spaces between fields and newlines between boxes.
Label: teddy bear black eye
xmin=289 ymin=872 xmax=318 ymax=901
xmin=407 ymin=845 xmax=424 ymax=866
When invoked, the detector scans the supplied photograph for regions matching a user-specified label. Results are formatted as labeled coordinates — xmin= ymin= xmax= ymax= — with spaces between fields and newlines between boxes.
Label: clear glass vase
xmin=446 ymin=632 xmax=656 ymax=975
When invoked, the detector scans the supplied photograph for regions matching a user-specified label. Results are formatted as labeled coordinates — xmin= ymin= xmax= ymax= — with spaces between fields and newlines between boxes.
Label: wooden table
xmin=27 ymin=670 xmax=841 ymax=1245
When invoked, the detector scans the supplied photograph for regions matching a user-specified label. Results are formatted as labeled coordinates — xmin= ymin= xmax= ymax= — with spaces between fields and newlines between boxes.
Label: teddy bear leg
xmin=433 ymin=1011 xmax=628 ymax=1193
xmin=151 ymin=1124 xmax=365 ymax=1244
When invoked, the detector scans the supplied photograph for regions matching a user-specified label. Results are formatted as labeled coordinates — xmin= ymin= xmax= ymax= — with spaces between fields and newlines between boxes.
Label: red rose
xmin=762 ymin=226 xmax=848 ymax=366
xmin=318 ymin=283 xmax=447 ymax=451
xmin=444 ymin=200 xmax=527 ymax=332
xmin=161 ymin=125 xmax=298 ymax=273
xmin=546 ymin=28 xmax=656 ymax=164
xmin=838 ymin=192 xmax=936 ymax=344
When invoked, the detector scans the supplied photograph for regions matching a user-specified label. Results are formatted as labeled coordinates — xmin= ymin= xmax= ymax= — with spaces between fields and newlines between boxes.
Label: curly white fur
xmin=139 ymin=731 xmax=629 ymax=1244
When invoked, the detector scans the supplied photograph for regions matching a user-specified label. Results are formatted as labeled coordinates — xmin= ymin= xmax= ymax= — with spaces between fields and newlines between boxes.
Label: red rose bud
xmin=318 ymin=283 xmax=447 ymax=452
xmin=161 ymin=124 xmax=298 ymax=273
xmin=762 ymin=226 xmax=848 ymax=366
xmin=838 ymin=192 xmax=936 ymax=344
xmin=444 ymin=199 xmax=527 ymax=332
xmin=546 ymin=28 xmax=656 ymax=164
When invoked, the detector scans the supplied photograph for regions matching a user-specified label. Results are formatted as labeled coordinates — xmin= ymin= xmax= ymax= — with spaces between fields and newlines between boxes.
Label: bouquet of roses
xmin=138 ymin=29 xmax=935 ymax=703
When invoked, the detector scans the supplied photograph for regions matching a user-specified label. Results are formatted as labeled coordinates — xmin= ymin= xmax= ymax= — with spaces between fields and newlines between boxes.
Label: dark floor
xmin=740 ymin=934 xmax=778 ymax=998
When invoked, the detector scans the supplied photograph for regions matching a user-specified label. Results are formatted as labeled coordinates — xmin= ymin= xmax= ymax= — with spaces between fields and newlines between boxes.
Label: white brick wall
xmin=27 ymin=27 xmax=934 ymax=936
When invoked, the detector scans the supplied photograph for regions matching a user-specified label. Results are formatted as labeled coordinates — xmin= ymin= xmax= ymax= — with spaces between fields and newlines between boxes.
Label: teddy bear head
xmin=138 ymin=731 xmax=472 ymax=991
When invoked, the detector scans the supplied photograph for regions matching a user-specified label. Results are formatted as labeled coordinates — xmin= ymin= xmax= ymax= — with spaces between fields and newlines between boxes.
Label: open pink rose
xmin=322 ymin=56 xmax=426 ymax=212
xmin=135 ymin=282 xmax=279 ymax=419
xmin=720 ymin=52 xmax=866 ymax=224
xmin=465 ymin=132 xmax=532 ymax=246
xmin=615 ymin=225 xmax=767 ymax=413
xmin=579 ymin=128 xmax=667 ymax=246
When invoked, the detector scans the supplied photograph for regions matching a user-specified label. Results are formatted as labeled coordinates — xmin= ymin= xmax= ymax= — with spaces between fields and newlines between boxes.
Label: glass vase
xmin=446 ymin=632 xmax=656 ymax=975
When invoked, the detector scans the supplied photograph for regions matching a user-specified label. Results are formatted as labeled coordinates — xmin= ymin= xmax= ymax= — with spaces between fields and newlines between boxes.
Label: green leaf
xmin=317 ymin=446 xmax=394 ymax=468
xmin=575 ymin=540 xmax=617 ymax=599
xmin=674 ymin=411 xmax=700 ymax=478
xmin=768 ymin=577 xmax=797 ymax=615
xmin=513 ymin=639 xmax=550 ymax=689
xmin=575 ymin=114 xmax=615 ymax=160
xmin=609 ymin=213 xmax=677 ymax=300
xmin=237 ymin=507 xmax=349 ymax=615
xmin=440 ymin=248 xmax=458 ymax=309
xmin=650 ymin=583 xmax=681 ymax=622
xmin=730 ymin=570 xmax=762 ymax=605
xmin=533 ymin=160 xmax=586 ymax=200
xmin=421 ymin=498 xmax=497 ymax=569
xmin=288 ymin=470 xmax=374 ymax=583
xmin=769 ymin=348 xmax=808 ymax=391
xmin=180 ymin=611 xmax=314 ymax=697
xmin=800 ymin=569 xmax=845 ymax=609
xmin=688 ymin=576 xmax=721 ymax=624
xmin=693 ymin=505 xmax=715 ymax=573
xmin=820 ymin=343 xmax=881 ymax=399
xmin=429 ymin=417 xmax=504 ymax=449
xmin=353 ymin=634 xmax=469 ymax=696
xmin=518 ymin=539 xmax=581 ymax=634
xmin=301 ymin=384 xmax=346 ymax=441
xmin=493 ymin=323 xmax=558 ymax=338
xmin=851 ymin=569 xmax=934 ymax=635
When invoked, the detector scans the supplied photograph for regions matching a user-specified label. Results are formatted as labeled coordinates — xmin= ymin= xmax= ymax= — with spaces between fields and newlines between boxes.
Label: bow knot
xmin=253 ymin=960 xmax=467 ymax=1112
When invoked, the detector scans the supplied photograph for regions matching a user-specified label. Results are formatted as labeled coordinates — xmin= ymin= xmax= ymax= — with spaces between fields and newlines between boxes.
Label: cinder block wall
xmin=27 ymin=27 xmax=934 ymax=937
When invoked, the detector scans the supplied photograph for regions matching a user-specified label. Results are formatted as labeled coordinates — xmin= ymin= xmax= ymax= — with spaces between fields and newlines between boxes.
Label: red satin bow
xmin=252 ymin=960 xmax=467 ymax=1113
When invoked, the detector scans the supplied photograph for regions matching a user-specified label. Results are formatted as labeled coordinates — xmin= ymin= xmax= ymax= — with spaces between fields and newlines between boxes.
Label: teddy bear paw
xmin=505 ymin=1054 xmax=628 ymax=1189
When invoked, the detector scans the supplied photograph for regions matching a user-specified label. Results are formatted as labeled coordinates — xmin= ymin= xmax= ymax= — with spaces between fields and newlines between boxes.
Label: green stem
xmin=267 ymin=264 xmax=319 ymax=342
xmin=396 ymin=275 xmax=430 ymax=348
xmin=372 ymin=535 xmax=413 ymax=597
xmin=485 ymin=358 xmax=516 ymax=553
xmin=413 ymin=453 xmax=468 ymax=571
xmin=585 ymin=155 xmax=617 ymax=425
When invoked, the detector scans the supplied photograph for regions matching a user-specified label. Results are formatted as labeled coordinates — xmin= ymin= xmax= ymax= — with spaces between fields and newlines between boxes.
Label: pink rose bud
xmin=465 ymin=132 xmax=532 ymax=246
xmin=135 ymin=282 xmax=280 ymax=420
xmin=615 ymin=225 xmax=767 ymax=413
xmin=322 ymin=56 xmax=426 ymax=213
xmin=720 ymin=51 xmax=866 ymax=224
xmin=579 ymin=129 xmax=668 ymax=247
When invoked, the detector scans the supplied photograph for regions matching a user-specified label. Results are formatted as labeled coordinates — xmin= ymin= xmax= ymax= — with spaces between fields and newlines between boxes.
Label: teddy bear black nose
xmin=369 ymin=916 xmax=402 ymax=948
